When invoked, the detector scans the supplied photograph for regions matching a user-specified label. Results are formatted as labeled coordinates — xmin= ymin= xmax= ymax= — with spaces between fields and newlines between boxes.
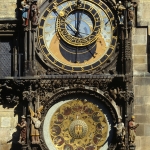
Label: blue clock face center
xmin=66 ymin=11 xmax=93 ymax=38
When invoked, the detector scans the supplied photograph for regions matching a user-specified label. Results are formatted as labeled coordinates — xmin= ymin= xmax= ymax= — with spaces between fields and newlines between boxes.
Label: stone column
xmin=13 ymin=45 xmax=18 ymax=76
xmin=24 ymin=27 xmax=28 ymax=76
xmin=23 ymin=86 xmax=37 ymax=149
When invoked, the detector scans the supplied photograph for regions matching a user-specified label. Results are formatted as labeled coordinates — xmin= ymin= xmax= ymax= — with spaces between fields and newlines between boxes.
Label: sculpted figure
xmin=20 ymin=0 xmax=30 ymax=26
xmin=110 ymin=87 xmax=118 ymax=100
xmin=31 ymin=0 xmax=39 ymax=26
xmin=116 ymin=1 xmax=126 ymax=25
xmin=114 ymin=116 xmax=125 ymax=146
xmin=127 ymin=0 xmax=137 ymax=26
xmin=29 ymin=105 xmax=43 ymax=144
xmin=17 ymin=115 xmax=27 ymax=143
xmin=128 ymin=115 xmax=139 ymax=145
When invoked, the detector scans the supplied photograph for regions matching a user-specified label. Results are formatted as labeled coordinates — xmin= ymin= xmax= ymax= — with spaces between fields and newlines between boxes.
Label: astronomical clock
xmin=35 ymin=1 xmax=122 ymax=150
xmin=0 ymin=0 xmax=135 ymax=149
xmin=37 ymin=0 xmax=117 ymax=73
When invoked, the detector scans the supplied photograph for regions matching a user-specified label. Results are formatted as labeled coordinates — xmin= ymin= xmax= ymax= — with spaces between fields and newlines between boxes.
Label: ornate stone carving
xmin=39 ymin=87 xmax=119 ymax=144
xmin=23 ymin=86 xmax=37 ymax=102
xmin=19 ymin=0 xmax=39 ymax=27
xmin=0 ymin=24 xmax=17 ymax=30
xmin=0 ymin=81 xmax=19 ymax=105
xmin=116 ymin=1 xmax=126 ymax=25
xmin=0 ymin=75 xmax=133 ymax=149
xmin=114 ymin=116 xmax=125 ymax=147
xmin=31 ymin=0 xmax=39 ymax=26
xmin=105 ymin=86 xmax=133 ymax=105
xmin=127 ymin=0 xmax=137 ymax=26
xmin=20 ymin=0 xmax=30 ymax=26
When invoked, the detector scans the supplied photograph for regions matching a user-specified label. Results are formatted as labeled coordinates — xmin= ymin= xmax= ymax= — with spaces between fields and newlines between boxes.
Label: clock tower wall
xmin=132 ymin=0 xmax=150 ymax=149
xmin=1 ymin=0 xmax=150 ymax=150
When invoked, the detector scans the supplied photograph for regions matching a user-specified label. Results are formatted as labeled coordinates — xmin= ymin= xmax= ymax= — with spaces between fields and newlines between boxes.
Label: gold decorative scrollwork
xmin=50 ymin=100 xmax=109 ymax=149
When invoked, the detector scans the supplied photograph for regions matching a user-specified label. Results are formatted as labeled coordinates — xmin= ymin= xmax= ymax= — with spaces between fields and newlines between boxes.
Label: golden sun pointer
xmin=59 ymin=11 xmax=65 ymax=17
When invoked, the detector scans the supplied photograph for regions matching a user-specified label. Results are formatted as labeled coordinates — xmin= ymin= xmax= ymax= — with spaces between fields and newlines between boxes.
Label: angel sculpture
xmin=29 ymin=105 xmax=43 ymax=144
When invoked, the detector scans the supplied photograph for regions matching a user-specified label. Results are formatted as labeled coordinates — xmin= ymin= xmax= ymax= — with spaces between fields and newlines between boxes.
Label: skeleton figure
xmin=29 ymin=105 xmax=43 ymax=144
xmin=116 ymin=1 xmax=126 ymax=25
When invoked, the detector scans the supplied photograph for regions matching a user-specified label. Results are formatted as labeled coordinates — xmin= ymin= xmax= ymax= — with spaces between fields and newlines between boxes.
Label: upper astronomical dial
xmin=56 ymin=2 xmax=101 ymax=47
xmin=38 ymin=0 xmax=117 ymax=72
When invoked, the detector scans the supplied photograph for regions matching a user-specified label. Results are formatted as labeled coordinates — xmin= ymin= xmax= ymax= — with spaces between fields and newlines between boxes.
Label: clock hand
xmin=75 ymin=32 xmax=96 ymax=58
xmin=105 ymin=20 xmax=109 ymax=25
xmin=86 ymin=45 xmax=96 ymax=58
xmin=67 ymin=28 xmax=89 ymax=36
xmin=53 ymin=7 xmax=77 ymax=34
xmin=65 ymin=20 xmax=77 ymax=33
xmin=74 ymin=12 xmax=80 ymax=36
xmin=76 ymin=12 xmax=80 ymax=33
xmin=77 ymin=10 xmax=84 ymax=32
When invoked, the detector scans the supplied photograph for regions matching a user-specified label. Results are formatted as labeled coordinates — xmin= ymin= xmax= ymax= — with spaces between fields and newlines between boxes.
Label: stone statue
xmin=17 ymin=115 xmax=27 ymax=144
xmin=20 ymin=0 xmax=30 ymax=26
xmin=128 ymin=115 xmax=139 ymax=145
xmin=127 ymin=0 xmax=137 ymax=26
xmin=116 ymin=1 xmax=126 ymax=25
xmin=29 ymin=105 xmax=43 ymax=144
xmin=114 ymin=116 xmax=125 ymax=146
xmin=31 ymin=0 xmax=39 ymax=26
xmin=110 ymin=87 xmax=118 ymax=100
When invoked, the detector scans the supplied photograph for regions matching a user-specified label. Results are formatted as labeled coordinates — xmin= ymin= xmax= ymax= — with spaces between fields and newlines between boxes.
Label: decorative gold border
xmin=49 ymin=100 xmax=109 ymax=149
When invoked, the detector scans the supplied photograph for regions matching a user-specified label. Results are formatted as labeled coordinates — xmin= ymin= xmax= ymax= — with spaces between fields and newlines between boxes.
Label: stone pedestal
xmin=118 ymin=145 xmax=126 ymax=150
xmin=21 ymin=144 xmax=28 ymax=150
xmin=129 ymin=145 xmax=136 ymax=150
xmin=31 ymin=143 xmax=40 ymax=150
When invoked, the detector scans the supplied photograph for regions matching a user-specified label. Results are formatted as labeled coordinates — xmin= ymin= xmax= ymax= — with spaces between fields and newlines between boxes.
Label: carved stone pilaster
xmin=129 ymin=145 xmax=136 ymax=150
xmin=21 ymin=0 xmax=39 ymax=76
xmin=21 ymin=144 xmax=28 ymax=150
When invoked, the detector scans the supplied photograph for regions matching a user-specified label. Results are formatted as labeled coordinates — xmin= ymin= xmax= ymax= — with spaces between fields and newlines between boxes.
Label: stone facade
xmin=0 ymin=0 xmax=16 ymax=19
xmin=0 ymin=106 xmax=18 ymax=150
xmin=0 ymin=0 xmax=150 ymax=149
xmin=133 ymin=0 xmax=150 ymax=149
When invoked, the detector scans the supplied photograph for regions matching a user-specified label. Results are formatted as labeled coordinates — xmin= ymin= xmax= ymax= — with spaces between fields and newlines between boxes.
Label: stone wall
xmin=0 ymin=0 xmax=16 ymax=19
xmin=133 ymin=1 xmax=150 ymax=149
xmin=0 ymin=106 xmax=18 ymax=150
xmin=0 ymin=0 xmax=149 ymax=149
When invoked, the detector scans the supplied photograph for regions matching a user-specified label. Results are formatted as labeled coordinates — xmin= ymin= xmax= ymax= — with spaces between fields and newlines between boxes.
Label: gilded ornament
xmin=50 ymin=100 xmax=109 ymax=149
